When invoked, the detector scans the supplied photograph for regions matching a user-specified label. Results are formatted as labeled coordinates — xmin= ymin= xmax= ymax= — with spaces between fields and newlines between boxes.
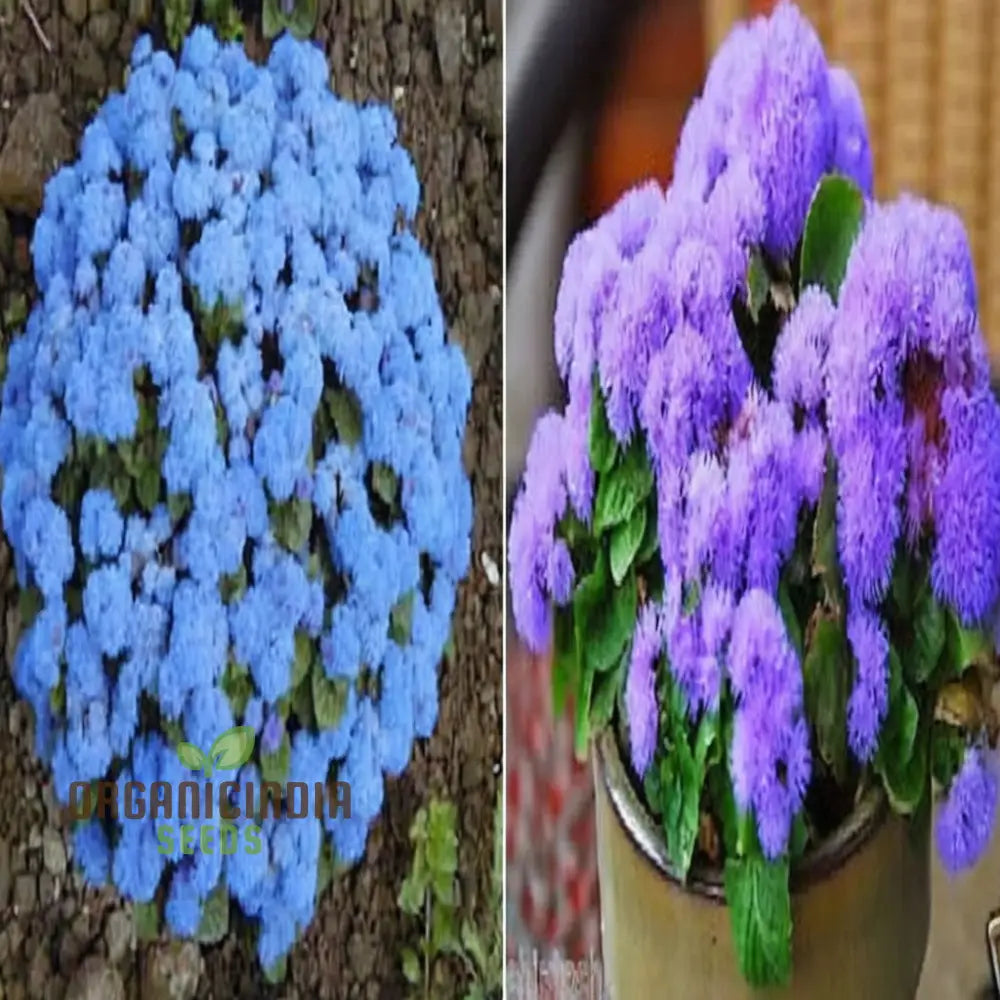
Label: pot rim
xmin=594 ymin=726 xmax=889 ymax=903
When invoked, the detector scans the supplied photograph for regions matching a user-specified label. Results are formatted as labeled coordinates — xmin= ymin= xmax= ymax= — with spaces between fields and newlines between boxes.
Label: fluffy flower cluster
xmin=0 ymin=28 xmax=471 ymax=968
xmin=510 ymin=1 xmax=1000 ymax=867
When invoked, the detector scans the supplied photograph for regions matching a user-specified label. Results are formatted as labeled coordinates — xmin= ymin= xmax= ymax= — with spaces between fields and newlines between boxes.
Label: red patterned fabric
xmin=506 ymin=636 xmax=601 ymax=961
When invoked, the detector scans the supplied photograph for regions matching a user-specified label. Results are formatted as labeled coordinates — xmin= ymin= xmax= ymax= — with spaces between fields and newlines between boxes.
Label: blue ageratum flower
xmin=0 ymin=26 xmax=472 ymax=971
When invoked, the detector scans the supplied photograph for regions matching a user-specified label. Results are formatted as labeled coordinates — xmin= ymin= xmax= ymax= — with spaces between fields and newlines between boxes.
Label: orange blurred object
xmin=586 ymin=0 xmax=707 ymax=220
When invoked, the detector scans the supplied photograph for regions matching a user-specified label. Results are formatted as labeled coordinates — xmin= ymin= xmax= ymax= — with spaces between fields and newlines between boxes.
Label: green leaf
xmin=292 ymin=630 xmax=313 ymax=690
xmin=389 ymin=592 xmax=415 ymax=645
xmin=573 ymin=551 xmax=637 ymax=675
xmin=635 ymin=497 xmax=659 ymax=566
xmin=876 ymin=676 xmax=927 ymax=814
xmin=316 ymin=839 xmax=334 ymax=897
xmin=273 ymin=497 xmax=313 ymax=551
xmin=799 ymin=173 xmax=865 ymax=302
xmin=325 ymin=386 xmax=363 ymax=446
xmin=195 ymin=884 xmax=230 ymax=944
xmin=133 ymin=900 xmax=160 ymax=943
xmin=725 ymin=855 xmax=792 ymax=988
xmin=112 ymin=473 xmax=132 ymax=509
xmin=136 ymin=462 xmax=160 ymax=512
xmin=746 ymin=250 xmax=770 ymax=324
xmin=907 ymin=579 xmax=946 ymax=683
xmin=285 ymin=0 xmax=318 ymax=38
xmin=430 ymin=900 xmax=461 ymax=957
xmin=590 ymin=650 xmax=627 ymax=732
xmin=610 ymin=504 xmax=646 ymax=586
xmin=167 ymin=492 xmax=191 ymax=524
xmin=260 ymin=732 xmax=291 ymax=784
xmin=263 ymin=955 xmax=287 ymax=985
xmin=311 ymin=662 xmax=350 ymax=730
xmin=18 ymin=587 xmax=43 ymax=632
xmin=812 ymin=450 xmax=843 ymax=611
xmin=592 ymin=438 xmax=654 ymax=534
xmin=221 ymin=657 xmax=253 ymax=719
xmin=943 ymin=609 xmax=993 ymax=680
xmin=658 ymin=711 xmax=715 ymax=879
xmin=550 ymin=604 xmax=577 ymax=719
xmin=164 ymin=0 xmax=195 ymax=50
xmin=219 ymin=564 xmax=248 ymax=606
xmin=261 ymin=0 xmax=284 ymax=38
xmin=209 ymin=726 xmax=256 ymax=772
xmin=426 ymin=801 xmax=459 ymax=896
xmin=397 ymin=870 xmax=425 ymax=917
xmin=777 ymin=578 xmax=802 ymax=661
xmin=176 ymin=742 xmax=207 ymax=772
xmin=371 ymin=462 xmax=398 ymax=510
xmin=588 ymin=375 xmax=617 ymax=474
xmin=930 ymin=722 xmax=966 ymax=788
xmin=802 ymin=613 xmax=850 ymax=783
xmin=401 ymin=946 xmax=421 ymax=986
xmin=789 ymin=814 xmax=810 ymax=861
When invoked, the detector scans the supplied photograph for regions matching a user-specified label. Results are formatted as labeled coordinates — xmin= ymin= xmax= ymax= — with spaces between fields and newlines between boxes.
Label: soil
xmin=0 ymin=2 xmax=502 ymax=998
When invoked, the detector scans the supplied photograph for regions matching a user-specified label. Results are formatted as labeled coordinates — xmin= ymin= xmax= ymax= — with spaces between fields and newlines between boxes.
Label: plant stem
xmin=424 ymin=891 xmax=430 ymax=1000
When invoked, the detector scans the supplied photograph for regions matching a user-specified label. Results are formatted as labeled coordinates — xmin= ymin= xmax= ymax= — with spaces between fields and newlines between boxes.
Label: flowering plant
xmin=0 ymin=28 xmax=471 ymax=973
xmin=509 ymin=2 xmax=1000 ymax=987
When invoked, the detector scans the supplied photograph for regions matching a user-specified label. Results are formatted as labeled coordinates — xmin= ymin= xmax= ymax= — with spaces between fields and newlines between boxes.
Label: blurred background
xmin=506 ymin=0 xmax=1000 ymax=995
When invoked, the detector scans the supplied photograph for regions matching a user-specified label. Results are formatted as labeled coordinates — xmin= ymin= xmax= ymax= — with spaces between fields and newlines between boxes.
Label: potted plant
xmin=508 ymin=2 xmax=1000 ymax=995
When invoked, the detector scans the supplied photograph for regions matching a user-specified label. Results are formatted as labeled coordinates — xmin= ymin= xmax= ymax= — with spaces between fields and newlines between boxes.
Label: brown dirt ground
xmin=0 ymin=2 xmax=502 ymax=998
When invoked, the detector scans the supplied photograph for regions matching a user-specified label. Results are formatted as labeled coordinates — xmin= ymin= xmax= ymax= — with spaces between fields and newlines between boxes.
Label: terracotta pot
xmin=593 ymin=728 xmax=931 ymax=998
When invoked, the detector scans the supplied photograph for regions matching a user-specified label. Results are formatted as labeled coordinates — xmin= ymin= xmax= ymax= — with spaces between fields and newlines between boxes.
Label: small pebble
xmin=480 ymin=551 xmax=500 ymax=587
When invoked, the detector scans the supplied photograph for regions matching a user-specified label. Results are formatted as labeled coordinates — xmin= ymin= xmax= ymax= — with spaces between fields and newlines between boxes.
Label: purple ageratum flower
xmin=689 ymin=4 xmax=838 ymax=257
xmin=261 ymin=711 xmax=285 ymax=755
xmin=828 ymin=66 xmax=873 ymax=197
xmin=626 ymin=603 xmax=661 ymax=777
xmin=845 ymin=606 xmax=889 ymax=762
xmin=931 ymin=386 xmax=1000 ymax=625
xmin=728 ymin=588 xmax=802 ymax=717
xmin=508 ymin=413 xmax=568 ymax=652
xmin=725 ymin=390 xmax=801 ymax=594
xmin=936 ymin=747 xmax=998 ymax=875
xmin=834 ymin=419 xmax=906 ymax=607
xmin=772 ymin=286 xmax=835 ymax=420
xmin=732 ymin=703 xmax=811 ymax=859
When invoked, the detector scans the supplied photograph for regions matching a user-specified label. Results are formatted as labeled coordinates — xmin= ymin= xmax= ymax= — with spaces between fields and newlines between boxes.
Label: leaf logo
xmin=176 ymin=726 xmax=255 ymax=779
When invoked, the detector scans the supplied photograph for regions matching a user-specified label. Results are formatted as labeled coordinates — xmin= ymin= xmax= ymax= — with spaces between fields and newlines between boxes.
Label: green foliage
xmin=196 ymin=883 xmax=230 ymax=944
xmin=164 ymin=0 xmax=194 ymax=52
xmin=271 ymin=496 xmax=314 ymax=551
xmin=592 ymin=437 xmax=654 ymax=535
xmin=874 ymin=649 xmax=928 ymax=813
xmin=134 ymin=899 xmax=161 ymax=942
xmin=398 ymin=794 xmax=501 ymax=1000
xmin=725 ymin=854 xmax=792 ymax=988
xmin=202 ymin=0 xmax=243 ymax=41
xmin=568 ymin=548 xmax=636 ymax=757
xmin=745 ymin=251 xmax=770 ymax=324
xmin=391 ymin=592 xmax=416 ymax=645
xmin=262 ymin=0 xmax=318 ymax=40
xmin=260 ymin=731 xmax=291 ymax=784
xmin=799 ymin=173 xmax=865 ymax=302
xmin=588 ymin=372 xmax=617 ymax=474
xmin=610 ymin=504 xmax=646 ymax=586
xmin=311 ymin=659 xmax=350 ymax=729
xmin=811 ymin=450 xmax=843 ymax=612
xmin=802 ymin=612 xmax=849 ymax=784
xmin=325 ymin=385 xmax=364 ymax=446
xmin=649 ymin=698 xmax=718 ymax=878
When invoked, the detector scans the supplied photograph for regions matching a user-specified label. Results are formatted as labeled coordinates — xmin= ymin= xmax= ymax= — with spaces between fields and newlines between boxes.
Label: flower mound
xmin=0 ymin=28 xmax=471 ymax=970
